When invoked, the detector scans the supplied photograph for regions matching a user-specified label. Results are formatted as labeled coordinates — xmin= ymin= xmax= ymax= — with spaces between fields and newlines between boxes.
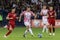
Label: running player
xmin=48 ymin=6 xmax=56 ymax=36
xmin=4 ymin=8 xmax=17 ymax=38
xmin=19 ymin=6 xmax=36 ymax=37
xmin=40 ymin=5 xmax=48 ymax=33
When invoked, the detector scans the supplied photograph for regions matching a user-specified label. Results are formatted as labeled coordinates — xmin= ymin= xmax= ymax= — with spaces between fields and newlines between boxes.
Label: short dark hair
xmin=25 ymin=6 xmax=31 ymax=10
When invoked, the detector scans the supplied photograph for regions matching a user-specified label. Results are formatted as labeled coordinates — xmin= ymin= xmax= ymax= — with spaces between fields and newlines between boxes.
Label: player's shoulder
xmin=41 ymin=9 xmax=48 ymax=11
xmin=23 ymin=11 xmax=26 ymax=13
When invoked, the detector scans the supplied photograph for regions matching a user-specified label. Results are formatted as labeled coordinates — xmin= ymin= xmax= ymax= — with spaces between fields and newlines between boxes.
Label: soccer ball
xmin=38 ymin=33 xmax=43 ymax=38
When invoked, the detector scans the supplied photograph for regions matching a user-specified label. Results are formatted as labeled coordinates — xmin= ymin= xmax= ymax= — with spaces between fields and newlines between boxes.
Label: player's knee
xmin=9 ymin=28 xmax=13 ymax=31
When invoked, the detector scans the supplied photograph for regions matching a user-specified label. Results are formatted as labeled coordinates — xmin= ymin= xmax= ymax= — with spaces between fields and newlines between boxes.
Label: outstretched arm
xmin=6 ymin=13 xmax=13 ymax=20
xmin=19 ymin=15 xmax=22 ymax=22
xmin=40 ymin=10 xmax=43 ymax=16
xmin=19 ymin=12 xmax=24 ymax=22
xmin=31 ymin=11 xmax=37 ymax=19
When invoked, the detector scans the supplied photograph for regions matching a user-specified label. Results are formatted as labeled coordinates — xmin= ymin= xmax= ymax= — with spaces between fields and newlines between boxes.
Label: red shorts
xmin=48 ymin=18 xmax=55 ymax=26
xmin=7 ymin=22 xmax=15 ymax=30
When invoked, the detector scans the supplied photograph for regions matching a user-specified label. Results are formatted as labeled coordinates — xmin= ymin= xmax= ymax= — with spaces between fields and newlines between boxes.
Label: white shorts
xmin=42 ymin=16 xmax=48 ymax=25
xmin=24 ymin=21 xmax=31 ymax=27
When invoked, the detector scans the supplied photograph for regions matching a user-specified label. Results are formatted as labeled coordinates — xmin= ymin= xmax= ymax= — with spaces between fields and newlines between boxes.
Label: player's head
xmin=42 ymin=5 xmax=47 ymax=9
xmin=49 ymin=6 xmax=54 ymax=11
xmin=26 ymin=6 xmax=31 ymax=11
xmin=11 ymin=7 xmax=16 ymax=13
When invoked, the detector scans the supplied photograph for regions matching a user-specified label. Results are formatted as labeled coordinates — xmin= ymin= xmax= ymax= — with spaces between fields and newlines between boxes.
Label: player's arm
xmin=55 ymin=11 xmax=56 ymax=17
xmin=19 ymin=12 xmax=24 ymax=22
xmin=31 ymin=11 xmax=37 ymax=19
xmin=40 ymin=10 xmax=43 ymax=16
xmin=6 ymin=13 xmax=13 ymax=20
xmin=19 ymin=15 xmax=22 ymax=22
xmin=51 ymin=11 xmax=56 ymax=17
xmin=15 ymin=14 xmax=19 ymax=19
xmin=54 ymin=11 xmax=57 ymax=18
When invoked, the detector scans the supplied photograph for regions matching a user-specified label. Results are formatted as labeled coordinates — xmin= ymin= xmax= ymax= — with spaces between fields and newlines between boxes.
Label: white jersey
xmin=41 ymin=9 xmax=48 ymax=25
xmin=20 ymin=11 xmax=34 ymax=26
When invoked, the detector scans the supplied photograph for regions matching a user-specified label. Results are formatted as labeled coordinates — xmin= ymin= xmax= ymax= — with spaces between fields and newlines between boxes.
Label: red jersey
xmin=48 ymin=10 xmax=56 ymax=26
xmin=48 ymin=10 xmax=55 ymax=19
xmin=7 ymin=13 xmax=16 ymax=25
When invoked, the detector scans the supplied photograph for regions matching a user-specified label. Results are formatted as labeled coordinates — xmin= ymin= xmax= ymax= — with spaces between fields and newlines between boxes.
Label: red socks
xmin=6 ymin=30 xmax=12 ymax=36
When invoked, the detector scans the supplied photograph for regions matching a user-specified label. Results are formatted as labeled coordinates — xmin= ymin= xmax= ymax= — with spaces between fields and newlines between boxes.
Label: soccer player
xmin=40 ymin=5 xmax=48 ymax=33
xmin=4 ymin=8 xmax=17 ymax=38
xmin=19 ymin=6 xmax=36 ymax=37
xmin=48 ymin=6 xmax=56 ymax=36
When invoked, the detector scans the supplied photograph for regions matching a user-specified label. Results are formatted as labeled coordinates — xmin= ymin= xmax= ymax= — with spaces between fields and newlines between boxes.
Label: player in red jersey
xmin=48 ymin=6 xmax=56 ymax=36
xmin=4 ymin=8 xmax=17 ymax=38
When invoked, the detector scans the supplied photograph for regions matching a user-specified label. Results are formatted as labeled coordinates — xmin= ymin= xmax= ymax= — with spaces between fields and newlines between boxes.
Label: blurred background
xmin=0 ymin=0 xmax=60 ymax=26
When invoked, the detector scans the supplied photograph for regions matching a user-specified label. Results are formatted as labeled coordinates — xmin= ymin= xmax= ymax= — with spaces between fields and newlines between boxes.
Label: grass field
xmin=0 ymin=27 xmax=60 ymax=40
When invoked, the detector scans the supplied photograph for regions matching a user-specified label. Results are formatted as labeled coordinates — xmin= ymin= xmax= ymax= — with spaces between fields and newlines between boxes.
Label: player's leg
xmin=42 ymin=21 xmax=48 ymax=33
xmin=28 ymin=26 xmax=34 ymax=36
xmin=45 ymin=19 xmax=49 ymax=33
xmin=23 ymin=22 xmax=34 ymax=37
xmin=42 ymin=20 xmax=46 ymax=33
xmin=4 ymin=24 xmax=14 ymax=38
xmin=4 ymin=25 xmax=8 ymax=28
xmin=49 ymin=25 xmax=52 ymax=35
xmin=48 ymin=19 xmax=52 ymax=35
xmin=52 ymin=27 xmax=55 ymax=36
xmin=52 ymin=20 xmax=55 ymax=36
xmin=23 ymin=22 xmax=29 ymax=37
xmin=46 ymin=24 xmax=48 ymax=33
xmin=23 ymin=26 xmax=29 ymax=37
xmin=42 ymin=24 xmax=46 ymax=33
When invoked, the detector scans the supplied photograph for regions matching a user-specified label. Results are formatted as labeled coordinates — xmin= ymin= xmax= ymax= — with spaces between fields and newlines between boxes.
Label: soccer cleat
xmin=4 ymin=25 xmax=7 ymax=28
xmin=53 ymin=33 xmax=55 ymax=36
xmin=4 ymin=35 xmax=7 ymax=38
xmin=49 ymin=33 xmax=52 ymax=36
xmin=42 ymin=31 xmax=44 ymax=33
xmin=23 ymin=34 xmax=26 ymax=37
xmin=31 ymin=35 xmax=34 ymax=37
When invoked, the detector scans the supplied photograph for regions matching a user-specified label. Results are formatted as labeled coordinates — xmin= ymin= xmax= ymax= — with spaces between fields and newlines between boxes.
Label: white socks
xmin=24 ymin=28 xmax=34 ymax=35
xmin=24 ymin=30 xmax=28 ymax=35
xmin=29 ymin=28 xmax=33 ymax=35
xmin=42 ymin=25 xmax=48 ymax=33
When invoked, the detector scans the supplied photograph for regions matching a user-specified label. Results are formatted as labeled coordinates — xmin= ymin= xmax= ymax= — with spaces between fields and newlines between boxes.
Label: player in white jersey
xmin=19 ymin=6 xmax=36 ymax=37
xmin=40 ymin=5 xmax=48 ymax=33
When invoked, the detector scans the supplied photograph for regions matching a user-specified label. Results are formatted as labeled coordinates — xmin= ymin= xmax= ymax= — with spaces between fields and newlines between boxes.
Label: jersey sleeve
xmin=40 ymin=10 xmax=43 ymax=16
xmin=7 ymin=13 xmax=10 ymax=17
xmin=20 ymin=11 xmax=25 ymax=16
xmin=40 ymin=10 xmax=43 ymax=15
xmin=30 ymin=11 xmax=35 ymax=16
xmin=40 ymin=10 xmax=43 ymax=13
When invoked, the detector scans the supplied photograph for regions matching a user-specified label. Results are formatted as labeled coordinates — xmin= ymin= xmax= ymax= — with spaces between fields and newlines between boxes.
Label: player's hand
xmin=10 ymin=18 xmax=13 ymax=19
xmin=51 ymin=16 xmax=54 ymax=17
xmin=19 ymin=19 xmax=21 ymax=22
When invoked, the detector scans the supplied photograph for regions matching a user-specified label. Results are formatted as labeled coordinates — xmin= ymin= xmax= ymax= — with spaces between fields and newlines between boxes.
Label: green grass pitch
xmin=0 ymin=27 xmax=60 ymax=40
